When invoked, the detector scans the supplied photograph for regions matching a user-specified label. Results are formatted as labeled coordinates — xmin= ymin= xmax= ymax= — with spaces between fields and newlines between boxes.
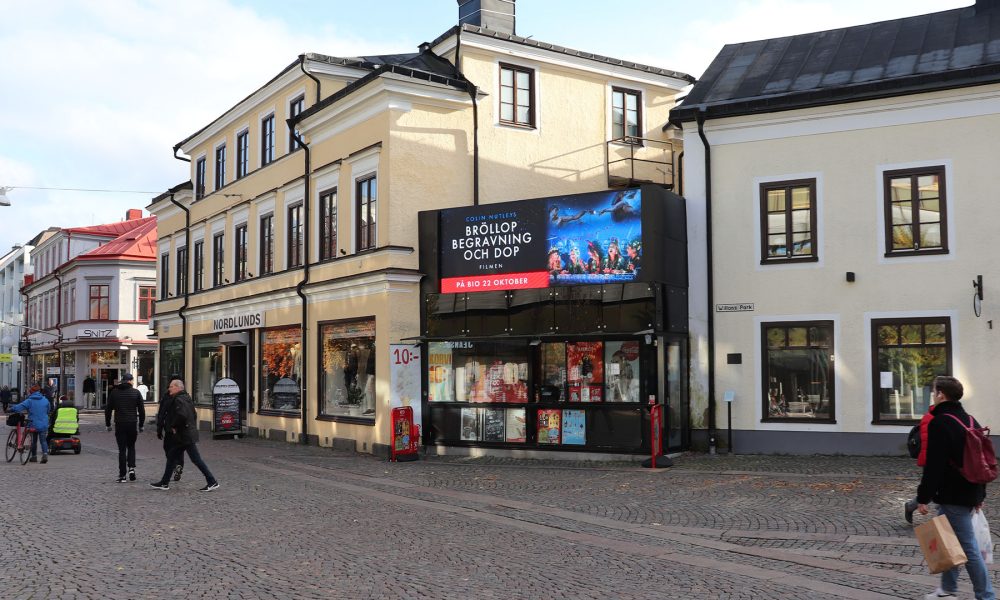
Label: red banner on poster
xmin=440 ymin=270 xmax=549 ymax=293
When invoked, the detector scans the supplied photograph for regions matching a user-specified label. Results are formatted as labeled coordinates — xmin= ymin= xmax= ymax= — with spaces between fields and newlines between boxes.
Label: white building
xmin=23 ymin=209 xmax=158 ymax=408
xmin=672 ymin=0 xmax=1000 ymax=454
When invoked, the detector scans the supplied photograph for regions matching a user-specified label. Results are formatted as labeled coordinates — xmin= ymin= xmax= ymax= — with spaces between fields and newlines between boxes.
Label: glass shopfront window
xmin=453 ymin=342 xmax=528 ymax=404
xmin=136 ymin=349 xmax=156 ymax=402
xmin=159 ymin=339 xmax=183 ymax=403
xmin=193 ymin=335 xmax=222 ymax=407
xmin=62 ymin=351 xmax=75 ymax=402
xmin=873 ymin=317 xmax=950 ymax=423
xmin=762 ymin=321 xmax=835 ymax=421
xmin=319 ymin=319 xmax=376 ymax=419
xmin=259 ymin=326 xmax=302 ymax=412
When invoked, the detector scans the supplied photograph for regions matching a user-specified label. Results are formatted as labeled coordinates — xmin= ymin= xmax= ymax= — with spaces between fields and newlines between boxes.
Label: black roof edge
xmin=670 ymin=63 xmax=1000 ymax=123
xmin=292 ymin=56 xmax=473 ymax=126
xmin=151 ymin=181 xmax=194 ymax=203
xmin=431 ymin=23 xmax=695 ymax=83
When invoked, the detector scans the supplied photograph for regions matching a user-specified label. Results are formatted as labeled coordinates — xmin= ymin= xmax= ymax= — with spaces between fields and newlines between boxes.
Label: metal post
xmin=727 ymin=401 xmax=733 ymax=454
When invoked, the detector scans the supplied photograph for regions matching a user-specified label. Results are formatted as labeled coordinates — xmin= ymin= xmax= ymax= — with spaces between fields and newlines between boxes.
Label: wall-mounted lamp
xmin=339 ymin=249 xmax=347 ymax=256
xmin=973 ymin=274 xmax=984 ymax=317
xmin=247 ymin=272 xmax=254 ymax=278
xmin=224 ymin=278 xmax=231 ymax=284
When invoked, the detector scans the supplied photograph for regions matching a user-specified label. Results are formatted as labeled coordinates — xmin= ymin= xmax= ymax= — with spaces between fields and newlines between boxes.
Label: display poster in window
xmin=505 ymin=408 xmax=526 ymax=442
xmin=562 ymin=409 xmax=586 ymax=445
xmin=390 ymin=344 xmax=422 ymax=429
xmin=482 ymin=408 xmax=505 ymax=442
xmin=461 ymin=407 xmax=481 ymax=441
xmin=212 ymin=378 xmax=242 ymax=436
xmin=606 ymin=341 xmax=641 ymax=403
xmin=540 ymin=343 xmax=566 ymax=402
xmin=427 ymin=343 xmax=455 ymax=402
xmin=537 ymin=409 xmax=561 ymax=444
xmin=439 ymin=189 xmax=642 ymax=293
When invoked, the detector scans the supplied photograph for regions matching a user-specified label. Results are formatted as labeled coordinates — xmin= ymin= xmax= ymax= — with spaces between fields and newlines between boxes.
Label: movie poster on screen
xmin=505 ymin=408 xmax=526 ymax=442
xmin=461 ymin=407 xmax=481 ymax=441
xmin=562 ymin=410 xmax=586 ymax=445
xmin=439 ymin=189 xmax=642 ymax=293
xmin=537 ymin=409 xmax=561 ymax=444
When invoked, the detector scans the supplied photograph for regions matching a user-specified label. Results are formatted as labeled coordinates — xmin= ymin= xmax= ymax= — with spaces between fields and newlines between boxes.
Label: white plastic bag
xmin=973 ymin=509 xmax=994 ymax=564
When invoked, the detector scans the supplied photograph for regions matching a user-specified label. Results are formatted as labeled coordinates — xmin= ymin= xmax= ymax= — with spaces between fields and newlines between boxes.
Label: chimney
xmin=126 ymin=208 xmax=143 ymax=221
xmin=458 ymin=0 xmax=516 ymax=35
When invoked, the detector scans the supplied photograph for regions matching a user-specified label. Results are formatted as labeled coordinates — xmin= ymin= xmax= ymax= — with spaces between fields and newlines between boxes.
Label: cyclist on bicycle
xmin=9 ymin=384 xmax=51 ymax=463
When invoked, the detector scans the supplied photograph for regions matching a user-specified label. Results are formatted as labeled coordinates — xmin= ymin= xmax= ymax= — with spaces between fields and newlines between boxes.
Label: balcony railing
xmin=606 ymin=137 xmax=676 ymax=189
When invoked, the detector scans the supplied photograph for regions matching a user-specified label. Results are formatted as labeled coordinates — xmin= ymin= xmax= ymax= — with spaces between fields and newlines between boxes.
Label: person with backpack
xmin=149 ymin=379 xmax=219 ymax=492
xmin=915 ymin=375 xmax=997 ymax=600
xmin=155 ymin=374 xmax=185 ymax=482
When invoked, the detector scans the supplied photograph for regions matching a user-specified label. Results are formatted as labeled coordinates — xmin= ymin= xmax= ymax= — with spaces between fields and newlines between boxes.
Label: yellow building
xmin=150 ymin=1 xmax=692 ymax=456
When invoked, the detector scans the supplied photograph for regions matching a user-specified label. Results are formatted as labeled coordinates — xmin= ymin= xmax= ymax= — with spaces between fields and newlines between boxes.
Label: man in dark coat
xmin=156 ymin=375 xmax=185 ymax=481
xmin=915 ymin=375 xmax=995 ymax=600
xmin=105 ymin=373 xmax=145 ymax=483
xmin=150 ymin=379 xmax=218 ymax=492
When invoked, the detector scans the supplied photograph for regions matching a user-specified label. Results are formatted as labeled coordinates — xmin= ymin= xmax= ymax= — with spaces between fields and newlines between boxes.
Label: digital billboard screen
xmin=439 ymin=188 xmax=642 ymax=293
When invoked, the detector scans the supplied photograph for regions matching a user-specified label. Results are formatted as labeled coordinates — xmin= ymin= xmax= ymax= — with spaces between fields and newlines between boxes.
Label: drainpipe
xmin=299 ymin=54 xmax=321 ymax=103
xmin=288 ymin=123 xmax=311 ymax=445
xmin=677 ymin=151 xmax=684 ymax=197
xmin=168 ymin=193 xmax=191 ymax=378
xmin=455 ymin=27 xmax=479 ymax=206
xmin=54 ymin=269 xmax=63 ymax=400
xmin=697 ymin=110 xmax=717 ymax=454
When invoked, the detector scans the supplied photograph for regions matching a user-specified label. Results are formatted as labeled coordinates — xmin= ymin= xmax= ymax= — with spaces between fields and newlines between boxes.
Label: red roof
xmin=64 ymin=217 xmax=151 ymax=238
xmin=76 ymin=217 xmax=157 ymax=261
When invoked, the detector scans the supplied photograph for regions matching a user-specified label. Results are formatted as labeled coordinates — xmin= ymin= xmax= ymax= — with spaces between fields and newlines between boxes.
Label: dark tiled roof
xmin=430 ymin=24 xmax=695 ymax=83
xmin=671 ymin=2 xmax=1000 ymax=122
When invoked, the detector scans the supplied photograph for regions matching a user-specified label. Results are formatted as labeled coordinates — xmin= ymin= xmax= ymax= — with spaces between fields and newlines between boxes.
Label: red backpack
xmin=944 ymin=414 xmax=999 ymax=484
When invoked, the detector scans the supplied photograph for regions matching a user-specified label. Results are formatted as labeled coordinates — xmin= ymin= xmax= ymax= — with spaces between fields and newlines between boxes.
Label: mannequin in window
xmin=362 ymin=344 xmax=375 ymax=415
xmin=343 ymin=343 xmax=359 ymax=402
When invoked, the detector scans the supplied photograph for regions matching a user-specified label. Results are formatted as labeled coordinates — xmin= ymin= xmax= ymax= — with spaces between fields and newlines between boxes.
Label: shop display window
xmin=453 ymin=342 xmax=528 ymax=403
xmin=567 ymin=341 xmax=603 ymax=403
xmin=762 ymin=321 xmax=834 ymax=421
xmin=259 ymin=326 xmax=302 ymax=412
xmin=319 ymin=319 xmax=376 ymax=418
xmin=192 ymin=336 xmax=221 ymax=407
xmin=159 ymin=339 xmax=184 ymax=405
xmin=539 ymin=342 xmax=566 ymax=402
xmin=606 ymin=340 xmax=641 ymax=402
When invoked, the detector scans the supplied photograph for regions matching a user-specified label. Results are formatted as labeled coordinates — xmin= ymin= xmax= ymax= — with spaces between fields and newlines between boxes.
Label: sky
xmin=0 ymin=0 xmax=970 ymax=253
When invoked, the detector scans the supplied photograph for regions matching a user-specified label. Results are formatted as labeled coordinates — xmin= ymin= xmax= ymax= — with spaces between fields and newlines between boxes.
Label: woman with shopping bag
xmin=914 ymin=376 xmax=995 ymax=600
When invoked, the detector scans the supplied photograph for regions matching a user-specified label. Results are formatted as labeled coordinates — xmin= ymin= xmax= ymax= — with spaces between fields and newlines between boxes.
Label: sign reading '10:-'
xmin=438 ymin=189 xmax=644 ymax=293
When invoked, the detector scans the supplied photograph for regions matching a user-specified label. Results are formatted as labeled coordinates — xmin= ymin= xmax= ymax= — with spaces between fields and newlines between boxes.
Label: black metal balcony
xmin=606 ymin=137 xmax=676 ymax=189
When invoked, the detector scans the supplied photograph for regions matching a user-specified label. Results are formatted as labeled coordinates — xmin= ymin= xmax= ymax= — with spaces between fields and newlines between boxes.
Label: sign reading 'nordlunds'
xmin=212 ymin=311 xmax=264 ymax=332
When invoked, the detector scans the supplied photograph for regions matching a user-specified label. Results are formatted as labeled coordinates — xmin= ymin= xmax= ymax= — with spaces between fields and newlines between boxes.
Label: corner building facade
xmin=152 ymin=4 xmax=692 ymax=456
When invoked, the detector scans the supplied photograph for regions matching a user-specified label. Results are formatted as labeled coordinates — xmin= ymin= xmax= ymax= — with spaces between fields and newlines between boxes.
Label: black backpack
xmin=907 ymin=424 xmax=921 ymax=459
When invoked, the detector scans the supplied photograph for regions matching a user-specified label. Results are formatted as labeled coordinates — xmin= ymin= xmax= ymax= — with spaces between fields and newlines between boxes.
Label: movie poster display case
xmin=418 ymin=185 xmax=689 ymax=454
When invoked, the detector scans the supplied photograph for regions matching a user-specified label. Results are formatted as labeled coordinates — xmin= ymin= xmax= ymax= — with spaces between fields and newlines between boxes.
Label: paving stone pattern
xmin=1 ymin=416 xmax=996 ymax=599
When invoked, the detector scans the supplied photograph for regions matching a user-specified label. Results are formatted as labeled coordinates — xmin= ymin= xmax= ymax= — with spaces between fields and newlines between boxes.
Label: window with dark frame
xmin=193 ymin=240 xmax=204 ymax=292
xmin=288 ymin=204 xmax=303 ymax=267
xmin=234 ymin=224 xmax=248 ymax=282
xmin=212 ymin=232 xmax=225 ymax=287
xmin=872 ymin=317 xmax=951 ymax=424
xmin=195 ymin=158 xmax=206 ymax=200
xmin=160 ymin=254 xmax=170 ymax=300
xmin=762 ymin=321 xmax=835 ymax=421
xmin=289 ymin=95 xmax=304 ymax=151
xmin=236 ymin=130 xmax=249 ymax=179
xmin=319 ymin=188 xmax=337 ymax=260
xmin=884 ymin=166 xmax=947 ymax=255
xmin=214 ymin=144 xmax=226 ymax=190
xmin=261 ymin=114 xmax=275 ymax=166
xmin=355 ymin=176 xmax=376 ymax=252
xmin=760 ymin=179 xmax=818 ymax=263
xmin=259 ymin=214 xmax=273 ymax=275
xmin=176 ymin=246 xmax=188 ymax=295
xmin=89 ymin=284 xmax=109 ymax=320
xmin=138 ymin=286 xmax=156 ymax=321
xmin=611 ymin=87 xmax=641 ymax=141
xmin=499 ymin=63 xmax=535 ymax=127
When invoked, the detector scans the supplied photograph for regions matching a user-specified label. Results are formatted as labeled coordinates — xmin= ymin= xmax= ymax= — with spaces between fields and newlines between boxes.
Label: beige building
xmin=672 ymin=0 xmax=1000 ymax=453
xmin=151 ymin=0 xmax=692 ymax=456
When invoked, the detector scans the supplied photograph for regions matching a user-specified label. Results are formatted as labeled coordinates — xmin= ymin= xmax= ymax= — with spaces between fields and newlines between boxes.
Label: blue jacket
xmin=10 ymin=392 xmax=50 ymax=431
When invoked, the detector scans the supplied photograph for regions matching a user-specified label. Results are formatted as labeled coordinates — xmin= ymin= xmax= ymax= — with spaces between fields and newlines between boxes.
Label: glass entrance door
xmin=664 ymin=338 xmax=688 ymax=450
xmin=227 ymin=344 xmax=249 ymax=422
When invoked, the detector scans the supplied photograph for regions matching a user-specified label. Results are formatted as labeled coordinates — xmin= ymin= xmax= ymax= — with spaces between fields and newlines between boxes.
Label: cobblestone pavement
xmin=1 ymin=415 xmax=997 ymax=599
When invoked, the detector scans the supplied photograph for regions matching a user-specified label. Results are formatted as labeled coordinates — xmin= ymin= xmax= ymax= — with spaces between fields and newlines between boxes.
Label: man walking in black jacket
xmin=155 ymin=375 xmax=184 ymax=481
xmin=105 ymin=373 xmax=145 ymax=483
xmin=150 ymin=379 xmax=219 ymax=492
xmin=916 ymin=376 xmax=995 ymax=600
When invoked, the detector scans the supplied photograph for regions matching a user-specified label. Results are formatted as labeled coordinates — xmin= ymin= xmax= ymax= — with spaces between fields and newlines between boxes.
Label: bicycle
xmin=5 ymin=412 xmax=37 ymax=465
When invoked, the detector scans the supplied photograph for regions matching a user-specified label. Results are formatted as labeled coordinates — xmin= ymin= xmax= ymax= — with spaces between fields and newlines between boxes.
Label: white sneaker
xmin=925 ymin=588 xmax=957 ymax=599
